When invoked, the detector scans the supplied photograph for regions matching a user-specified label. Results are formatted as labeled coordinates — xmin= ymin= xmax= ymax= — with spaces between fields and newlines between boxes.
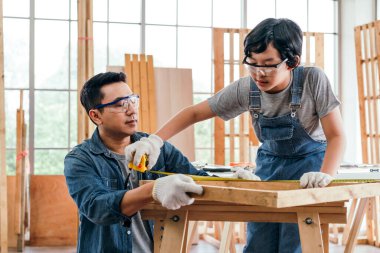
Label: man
xmin=64 ymin=72 xmax=208 ymax=253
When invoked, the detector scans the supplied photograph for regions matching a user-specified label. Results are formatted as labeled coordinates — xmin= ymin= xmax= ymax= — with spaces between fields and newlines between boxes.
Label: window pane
xmin=35 ymin=0 xmax=69 ymax=19
xmin=70 ymin=21 xmax=78 ymax=90
xmin=109 ymin=0 xmax=141 ymax=23
xmin=178 ymin=0 xmax=211 ymax=27
xmin=213 ymin=0 xmax=241 ymax=29
xmin=195 ymin=149 xmax=212 ymax=164
xmin=276 ymin=0 xmax=307 ymax=32
xmin=146 ymin=0 xmax=176 ymax=25
xmin=35 ymin=20 xmax=69 ymax=89
xmin=146 ymin=25 xmax=176 ymax=67
xmin=309 ymin=0 xmax=337 ymax=33
xmin=6 ymin=149 xmax=16 ymax=175
xmin=35 ymin=91 xmax=68 ymax=148
xmin=178 ymin=27 xmax=212 ymax=93
xmin=70 ymin=91 xmax=78 ymax=148
xmin=93 ymin=0 xmax=108 ymax=22
xmin=4 ymin=0 xmax=29 ymax=17
xmin=109 ymin=23 xmax=140 ymax=66
xmin=4 ymin=18 xmax=29 ymax=89
xmin=247 ymin=0 xmax=275 ymax=28
xmin=93 ymin=22 xmax=108 ymax=74
xmin=71 ymin=0 xmax=77 ymax=20
xmin=34 ymin=149 xmax=68 ymax=175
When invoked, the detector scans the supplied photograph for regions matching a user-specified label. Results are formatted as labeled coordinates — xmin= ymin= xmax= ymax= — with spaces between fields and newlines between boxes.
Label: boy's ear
xmin=89 ymin=109 xmax=102 ymax=125
xmin=287 ymin=56 xmax=301 ymax=70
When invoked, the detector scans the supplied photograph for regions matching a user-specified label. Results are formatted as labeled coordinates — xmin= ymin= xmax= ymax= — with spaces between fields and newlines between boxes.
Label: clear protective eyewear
xmin=94 ymin=94 xmax=140 ymax=113
xmin=242 ymin=56 xmax=288 ymax=76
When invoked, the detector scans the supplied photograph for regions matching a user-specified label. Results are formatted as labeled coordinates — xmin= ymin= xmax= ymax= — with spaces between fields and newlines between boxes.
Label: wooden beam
xmin=0 ymin=0 xmax=8 ymax=249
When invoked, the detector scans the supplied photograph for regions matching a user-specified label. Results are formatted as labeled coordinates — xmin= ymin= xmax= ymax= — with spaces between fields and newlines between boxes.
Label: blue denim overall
xmin=243 ymin=67 xmax=327 ymax=253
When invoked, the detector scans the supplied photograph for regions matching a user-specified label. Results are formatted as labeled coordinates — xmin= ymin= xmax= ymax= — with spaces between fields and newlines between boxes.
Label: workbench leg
xmin=297 ymin=212 xmax=324 ymax=253
xmin=154 ymin=219 xmax=164 ymax=253
xmin=159 ymin=211 xmax=189 ymax=253
xmin=186 ymin=221 xmax=199 ymax=253
xmin=219 ymin=222 xmax=235 ymax=253
xmin=321 ymin=223 xmax=329 ymax=253
xmin=344 ymin=198 xmax=369 ymax=253
xmin=342 ymin=199 xmax=358 ymax=245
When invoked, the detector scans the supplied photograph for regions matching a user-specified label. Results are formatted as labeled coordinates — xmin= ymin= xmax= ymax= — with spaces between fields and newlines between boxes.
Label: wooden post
xmin=77 ymin=0 xmax=94 ymax=144
xmin=0 ymin=0 xmax=8 ymax=250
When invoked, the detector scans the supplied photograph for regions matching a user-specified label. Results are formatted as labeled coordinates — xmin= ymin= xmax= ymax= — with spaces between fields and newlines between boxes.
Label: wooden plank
xmin=355 ymin=26 xmax=369 ymax=163
xmin=147 ymin=55 xmax=157 ymax=132
xmin=213 ymin=28 xmax=225 ymax=165
xmin=0 ymin=0 xmax=7 ymax=249
xmin=131 ymin=54 xmax=142 ymax=131
xmin=297 ymin=212 xmax=324 ymax=253
xmin=160 ymin=211 xmax=188 ymax=253
xmin=139 ymin=55 xmax=150 ymax=133
xmin=305 ymin=33 xmax=311 ymax=66
xmin=154 ymin=68 xmax=195 ymax=160
xmin=14 ymin=92 xmax=23 ymax=235
xmin=124 ymin=54 xmax=133 ymax=91
xmin=229 ymin=31 xmax=235 ymax=163
xmin=315 ymin=33 xmax=325 ymax=69
xmin=29 ymin=175 xmax=77 ymax=246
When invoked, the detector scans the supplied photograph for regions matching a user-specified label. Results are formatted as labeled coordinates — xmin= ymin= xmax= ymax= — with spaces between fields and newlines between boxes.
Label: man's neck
xmin=98 ymin=129 xmax=132 ymax=155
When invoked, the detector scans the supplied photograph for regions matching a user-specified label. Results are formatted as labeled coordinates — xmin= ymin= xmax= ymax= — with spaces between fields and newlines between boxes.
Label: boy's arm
xmin=300 ymin=107 xmax=346 ymax=188
xmin=319 ymin=107 xmax=346 ymax=175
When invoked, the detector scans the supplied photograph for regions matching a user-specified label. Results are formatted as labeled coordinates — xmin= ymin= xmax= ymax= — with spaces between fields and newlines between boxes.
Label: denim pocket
xmin=261 ymin=125 xmax=294 ymax=141
xmin=102 ymin=177 xmax=118 ymax=190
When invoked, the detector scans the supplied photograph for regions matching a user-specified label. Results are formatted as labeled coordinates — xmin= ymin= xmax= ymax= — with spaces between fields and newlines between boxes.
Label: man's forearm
xmin=120 ymin=182 xmax=154 ymax=216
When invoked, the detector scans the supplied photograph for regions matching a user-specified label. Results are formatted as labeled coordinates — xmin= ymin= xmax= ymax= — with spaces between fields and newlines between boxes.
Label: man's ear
xmin=89 ymin=109 xmax=102 ymax=125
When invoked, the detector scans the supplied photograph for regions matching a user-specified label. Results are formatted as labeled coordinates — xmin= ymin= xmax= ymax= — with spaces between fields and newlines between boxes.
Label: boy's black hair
xmin=244 ymin=18 xmax=303 ymax=68
xmin=80 ymin=72 xmax=127 ymax=115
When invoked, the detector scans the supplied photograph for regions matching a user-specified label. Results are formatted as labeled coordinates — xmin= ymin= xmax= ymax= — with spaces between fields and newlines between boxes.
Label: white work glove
xmin=300 ymin=172 xmax=333 ymax=188
xmin=125 ymin=134 xmax=164 ymax=170
xmin=152 ymin=174 xmax=203 ymax=210
xmin=233 ymin=168 xmax=261 ymax=181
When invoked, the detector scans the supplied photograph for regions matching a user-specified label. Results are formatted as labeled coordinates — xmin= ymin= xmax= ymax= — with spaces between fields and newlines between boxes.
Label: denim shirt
xmin=64 ymin=129 xmax=208 ymax=253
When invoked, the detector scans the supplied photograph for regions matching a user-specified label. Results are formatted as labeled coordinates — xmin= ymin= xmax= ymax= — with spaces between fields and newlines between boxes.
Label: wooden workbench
xmin=141 ymin=181 xmax=380 ymax=253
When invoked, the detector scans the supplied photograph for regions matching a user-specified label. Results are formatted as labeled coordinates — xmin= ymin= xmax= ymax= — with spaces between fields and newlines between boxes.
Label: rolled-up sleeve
xmin=64 ymin=152 xmax=131 ymax=226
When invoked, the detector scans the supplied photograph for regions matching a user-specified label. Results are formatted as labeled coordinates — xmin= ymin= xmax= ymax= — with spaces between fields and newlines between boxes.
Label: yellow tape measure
xmin=129 ymin=155 xmax=379 ymax=183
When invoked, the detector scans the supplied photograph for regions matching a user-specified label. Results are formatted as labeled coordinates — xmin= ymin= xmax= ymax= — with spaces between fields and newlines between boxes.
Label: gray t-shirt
xmin=208 ymin=67 xmax=340 ymax=141
xmin=112 ymin=152 xmax=153 ymax=253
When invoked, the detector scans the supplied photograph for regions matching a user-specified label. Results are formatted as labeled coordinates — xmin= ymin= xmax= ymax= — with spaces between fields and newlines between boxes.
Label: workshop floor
xmin=8 ymin=242 xmax=380 ymax=253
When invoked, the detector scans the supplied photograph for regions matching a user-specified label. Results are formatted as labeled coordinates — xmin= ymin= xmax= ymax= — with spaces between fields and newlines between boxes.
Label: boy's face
xmin=245 ymin=43 xmax=292 ymax=94
xmin=93 ymin=81 xmax=138 ymax=137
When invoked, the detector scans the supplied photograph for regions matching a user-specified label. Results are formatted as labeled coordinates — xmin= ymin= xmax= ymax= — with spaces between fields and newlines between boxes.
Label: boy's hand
xmin=233 ymin=168 xmax=261 ymax=181
xmin=300 ymin=172 xmax=333 ymax=188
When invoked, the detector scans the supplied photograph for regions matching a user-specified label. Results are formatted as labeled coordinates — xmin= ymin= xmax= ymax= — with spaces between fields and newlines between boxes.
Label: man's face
xmin=245 ymin=43 xmax=292 ymax=94
xmin=95 ymin=81 xmax=138 ymax=137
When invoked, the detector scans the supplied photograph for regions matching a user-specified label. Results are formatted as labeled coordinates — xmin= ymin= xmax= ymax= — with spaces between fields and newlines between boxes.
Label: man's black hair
xmin=244 ymin=18 xmax=303 ymax=68
xmin=80 ymin=72 xmax=127 ymax=115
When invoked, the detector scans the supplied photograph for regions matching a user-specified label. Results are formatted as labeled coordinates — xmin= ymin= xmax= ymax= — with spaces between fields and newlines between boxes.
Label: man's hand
xmin=300 ymin=172 xmax=333 ymax=188
xmin=125 ymin=134 xmax=163 ymax=170
xmin=233 ymin=168 xmax=261 ymax=181
xmin=152 ymin=174 xmax=203 ymax=210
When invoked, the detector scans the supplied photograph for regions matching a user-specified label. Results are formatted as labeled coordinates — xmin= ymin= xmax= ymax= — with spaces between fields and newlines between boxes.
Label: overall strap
xmin=290 ymin=66 xmax=304 ymax=117
xmin=248 ymin=77 xmax=261 ymax=118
